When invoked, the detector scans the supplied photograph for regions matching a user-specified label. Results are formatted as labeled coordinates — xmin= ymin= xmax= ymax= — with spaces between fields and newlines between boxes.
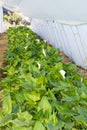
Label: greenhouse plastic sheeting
xmin=31 ymin=19 xmax=87 ymax=69
xmin=1 ymin=0 xmax=87 ymax=24
xmin=0 ymin=0 xmax=21 ymax=11
xmin=19 ymin=0 xmax=87 ymax=24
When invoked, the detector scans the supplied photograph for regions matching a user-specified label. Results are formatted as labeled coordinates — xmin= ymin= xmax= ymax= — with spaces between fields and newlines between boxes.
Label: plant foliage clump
xmin=0 ymin=26 xmax=87 ymax=130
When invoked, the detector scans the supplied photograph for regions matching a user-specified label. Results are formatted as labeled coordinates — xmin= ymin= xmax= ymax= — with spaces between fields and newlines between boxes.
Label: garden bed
xmin=0 ymin=27 xmax=87 ymax=129
xmin=0 ymin=33 xmax=8 ymax=79
xmin=0 ymin=31 xmax=87 ymax=79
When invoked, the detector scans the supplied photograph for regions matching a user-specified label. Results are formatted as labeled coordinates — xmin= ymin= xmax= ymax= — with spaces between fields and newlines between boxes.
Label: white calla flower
xmin=37 ymin=62 xmax=41 ymax=69
xmin=59 ymin=70 xmax=66 ymax=78
xmin=36 ymin=39 xmax=40 ymax=42
xmin=42 ymin=49 xmax=46 ymax=57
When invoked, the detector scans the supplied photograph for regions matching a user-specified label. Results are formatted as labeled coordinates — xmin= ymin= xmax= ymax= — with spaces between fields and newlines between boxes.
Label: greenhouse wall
xmin=0 ymin=5 xmax=7 ymax=33
xmin=31 ymin=19 xmax=87 ymax=69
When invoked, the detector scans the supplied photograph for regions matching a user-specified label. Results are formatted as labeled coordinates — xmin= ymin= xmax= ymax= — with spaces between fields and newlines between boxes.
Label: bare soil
xmin=0 ymin=34 xmax=8 ymax=79
xmin=0 ymin=33 xmax=8 ymax=108
xmin=0 ymin=33 xmax=8 ymax=67
xmin=0 ymin=33 xmax=8 ymax=75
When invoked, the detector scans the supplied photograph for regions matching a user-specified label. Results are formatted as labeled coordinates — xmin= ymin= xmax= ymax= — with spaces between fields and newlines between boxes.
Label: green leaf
xmin=2 ymin=93 xmax=12 ymax=114
xmin=65 ymin=63 xmax=77 ymax=71
xmin=55 ymin=62 xmax=63 ymax=70
xmin=12 ymin=126 xmax=31 ymax=130
xmin=61 ymin=95 xmax=79 ymax=102
xmin=77 ymin=107 xmax=87 ymax=116
xmin=73 ymin=107 xmax=87 ymax=125
xmin=48 ymin=122 xmax=64 ymax=130
xmin=74 ymin=115 xmax=87 ymax=124
xmin=17 ymin=111 xmax=32 ymax=121
xmin=24 ymin=91 xmax=40 ymax=102
xmin=48 ymin=111 xmax=58 ymax=125
xmin=37 ymin=96 xmax=52 ymax=113
xmin=33 ymin=121 xmax=46 ymax=130
xmin=78 ymin=83 xmax=87 ymax=99
xmin=23 ymin=91 xmax=37 ymax=107
xmin=11 ymin=119 xmax=29 ymax=127
xmin=15 ymin=92 xmax=25 ymax=103
xmin=0 ymin=114 xmax=13 ymax=127
xmin=21 ymin=74 xmax=38 ymax=90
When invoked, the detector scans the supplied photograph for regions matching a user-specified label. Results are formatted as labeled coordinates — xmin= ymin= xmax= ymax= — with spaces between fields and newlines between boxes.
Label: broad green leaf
xmin=73 ymin=107 xmax=87 ymax=125
xmin=37 ymin=96 xmax=52 ymax=113
xmin=21 ymin=74 xmax=38 ymax=90
xmin=15 ymin=92 xmax=25 ymax=103
xmin=0 ymin=114 xmax=13 ymax=127
xmin=17 ymin=111 xmax=32 ymax=121
xmin=12 ymin=104 xmax=19 ymax=113
xmin=77 ymin=107 xmax=87 ymax=116
xmin=37 ymin=76 xmax=47 ymax=86
xmin=61 ymin=95 xmax=79 ymax=102
xmin=78 ymin=83 xmax=87 ymax=99
xmin=33 ymin=121 xmax=46 ymax=130
xmin=11 ymin=119 xmax=34 ymax=128
xmin=48 ymin=111 xmax=58 ymax=125
xmin=65 ymin=63 xmax=77 ymax=71
xmin=24 ymin=91 xmax=40 ymax=102
xmin=11 ymin=119 xmax=29 ymax=127
xmin=55 ymin=62 xmax=63 ymax=70
xmin=47 ymin=119 xmax=65 ymax=130
xmin=2 ymin=93 xmax=12 ymax=114
xmin=37 ymin=96 xmax=52 ymax=123
xmin=74 ymin=115 xmax=87 ymax=124
xmin=79 ymin=100 xmax=87 ymax=106
xmin=23 ymin=91 xmax=37 ymax=107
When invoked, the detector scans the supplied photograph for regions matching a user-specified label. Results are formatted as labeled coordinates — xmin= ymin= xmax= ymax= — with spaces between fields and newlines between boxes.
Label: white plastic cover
xmin=1 ymin=0 xmax=87 ymax=24
xmin=18 ymin=0 xmax=87 ymax=24
xmin=0 ymin=5 xmax=7 ymax=33
xmin=1 ymin=0 xmax=21 ymax=11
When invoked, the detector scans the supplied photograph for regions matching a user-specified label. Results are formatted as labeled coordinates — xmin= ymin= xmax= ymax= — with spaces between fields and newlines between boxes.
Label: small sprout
xmin=59 ymin=69 xmax=66 ymax=78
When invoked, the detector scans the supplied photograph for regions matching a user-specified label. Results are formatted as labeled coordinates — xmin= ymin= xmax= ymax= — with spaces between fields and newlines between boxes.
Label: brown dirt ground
xmin=0 ymin=33 xmax=8 ymax=77
xmin=0 ymin=33 xmax=8 ymax=108
xmin=0 ymin=33 xmax=8 ymax=67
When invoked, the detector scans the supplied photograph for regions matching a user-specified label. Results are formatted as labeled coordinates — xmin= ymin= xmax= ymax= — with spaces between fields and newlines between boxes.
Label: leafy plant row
xmin=0 ymin=26 xmax=87 ymax=130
